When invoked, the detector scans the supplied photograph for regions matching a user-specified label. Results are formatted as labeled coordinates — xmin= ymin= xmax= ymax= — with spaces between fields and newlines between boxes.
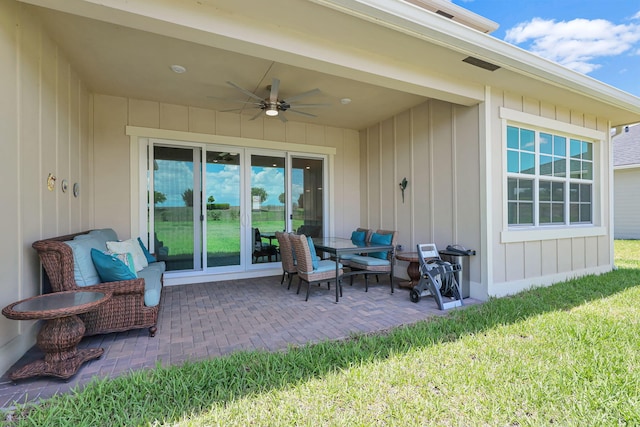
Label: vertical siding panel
xmin=0 ymin=1 xmax=20 ymax=322
xmin=524 ymin=241 xmax=542 ymax=278
xmin=188 ymin=106 xmax=216 ymax=135
xmin=380 ymin=118 xmax=395 ymax=230
xmin=93 ymin=95 xmax=130 ymax=235
xmin=557 ymin=239 xmax=573 ymax=272
xmin=69 ymin=71 xmax=81 ymax=233
xmin=19 ymin=9 xmax=42 ymax=298
xmin=240 ymin=115 xmax=264 ymax=140
xmin=572 ymin=238 xmax=586 ymax=270
xmin=40 ymin=35 xmax=58 ymax=237
xmin=541 ymin=240 xmax=558 ymax=276
xmin=57 ymin=60 xmax=70 ymax=234
xmin=412 ymin=102 xmax=431 ymax=244
xmin=285 ymin=121 xmax=306 ymax=144
xmin=367 ymin=125 xmax=381 ymax=228
xmin=129 ymin=99 xmax=160 ymax=128
xmin=505 ymin=242 xmax=525 ymax=281
xmin=584 ymin=236 xmax=598 ymax=267
xmin=395 ymin=110 xmax=412 ymax=249
xmin=264 ymin=119 xmax=286 ymax=142
xmin=359 ymin=130 xmax=369 ymax=226
xmin=431 ymin=101 xmax=453 ymax=246
xmin=160 ymin=103 xmax=188 ymax=131
xmin=216 ymin=111 xmax=241 ymax=137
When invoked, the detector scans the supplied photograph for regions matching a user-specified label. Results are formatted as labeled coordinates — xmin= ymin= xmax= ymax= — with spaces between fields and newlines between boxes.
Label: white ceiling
xmin=31 ymin=6 xmax=432 ymax=130
xmin=26 ymin=0 xmax=640 ymax=129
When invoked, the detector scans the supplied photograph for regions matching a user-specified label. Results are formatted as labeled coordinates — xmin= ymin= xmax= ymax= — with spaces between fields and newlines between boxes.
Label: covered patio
xmin=0 ymin=275 xmax=479 ymax=409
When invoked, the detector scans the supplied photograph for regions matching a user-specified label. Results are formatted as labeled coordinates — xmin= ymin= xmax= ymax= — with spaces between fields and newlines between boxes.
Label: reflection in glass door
xmin=291 ymin=157 xmax=324 ymax=237
xmin=152 ymin=146 xmax=200 ymax=272
xmin=206 ymin=150 xmax=241 ymax=268
xmin=250 ymin=154 xmax=286 ymax=265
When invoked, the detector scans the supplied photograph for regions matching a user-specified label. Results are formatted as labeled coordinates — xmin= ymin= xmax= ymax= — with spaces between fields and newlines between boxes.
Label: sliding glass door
xmin=148 ymin=141 xmax=326 ymax=274
xmin=249 ymin=153 xmax=286 ymax=265
xmin=291 ymin=156 xmax=324 ymax=237
xmin=205 ymin=150 xmax=241 ymax=268
xmin=152 ymin=145 xmax=201 ymax=272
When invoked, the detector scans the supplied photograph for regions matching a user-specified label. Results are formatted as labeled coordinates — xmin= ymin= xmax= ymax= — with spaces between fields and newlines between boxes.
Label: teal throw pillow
xmin=306 ymin=236 xmax=319 ymax=270
xmin=351 ymin=230 xmax=366 ymax=242
xmin=369 ymin=232 xmax=393 ymax=260
xmin=91 ymin=248 xmax=137 ymax=282
xmin=137 ymin=237 xmax=157 ymax=263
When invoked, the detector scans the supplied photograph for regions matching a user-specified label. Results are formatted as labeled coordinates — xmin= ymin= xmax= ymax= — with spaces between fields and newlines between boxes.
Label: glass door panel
xmin=250 ymin=154 xmax=286 ymax=265
xmin=205 ymin=150 xmax=241 ymax=268
xmin=291 ymin=157 xmax=324 ymax=237
xmin=152 ymin=146 xmax=200 ymax=272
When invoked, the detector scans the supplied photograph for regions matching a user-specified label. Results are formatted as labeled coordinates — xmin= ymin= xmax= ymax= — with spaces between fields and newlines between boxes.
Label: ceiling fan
xmin=219 ymin=78 xmax=329 ymax=122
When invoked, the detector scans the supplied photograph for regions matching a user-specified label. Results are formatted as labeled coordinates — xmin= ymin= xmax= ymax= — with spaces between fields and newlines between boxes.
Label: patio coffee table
xmin=2 ymin=290 xmax=112 ymax=381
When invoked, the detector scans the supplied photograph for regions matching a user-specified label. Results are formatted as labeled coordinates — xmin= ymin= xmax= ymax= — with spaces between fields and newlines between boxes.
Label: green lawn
xmin=5 ymin=241 xmax=640 ymax=426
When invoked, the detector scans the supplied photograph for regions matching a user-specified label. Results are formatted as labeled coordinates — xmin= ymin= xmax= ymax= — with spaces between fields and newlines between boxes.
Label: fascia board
xmin=313 ymin=0 xmax=640 ymax=118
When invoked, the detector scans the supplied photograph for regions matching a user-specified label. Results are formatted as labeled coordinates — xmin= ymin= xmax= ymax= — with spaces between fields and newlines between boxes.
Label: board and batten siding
xmin=489 ymin=90 xmax=611 ymax=297
xmin=614 ymin=167 xmax=640 ymax=239
xmin=359 ymin=99 xmax=483 ymax=297
xmin=0 ymin=2 xmax=92 ymax=376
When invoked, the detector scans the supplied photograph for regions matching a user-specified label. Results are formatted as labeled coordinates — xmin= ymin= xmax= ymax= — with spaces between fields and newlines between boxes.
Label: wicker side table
xmin=2 ymin=290 xmax=112 ymax=381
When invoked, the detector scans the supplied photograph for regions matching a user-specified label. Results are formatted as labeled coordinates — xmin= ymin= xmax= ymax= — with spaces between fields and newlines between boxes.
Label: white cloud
xmin=505 ymin=17 xmax=640 ymax=74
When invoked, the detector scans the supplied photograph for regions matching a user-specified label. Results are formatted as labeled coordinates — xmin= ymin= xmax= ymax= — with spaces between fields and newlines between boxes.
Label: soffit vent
xmin=435 ymin=10 xmax=454 ymax=19
xmin=462 ymin=56 xmax=501 ymax=71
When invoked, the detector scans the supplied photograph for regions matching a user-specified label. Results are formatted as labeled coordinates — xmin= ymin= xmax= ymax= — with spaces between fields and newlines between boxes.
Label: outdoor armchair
xmin=289 ymin=234 xmax=343 ymax=301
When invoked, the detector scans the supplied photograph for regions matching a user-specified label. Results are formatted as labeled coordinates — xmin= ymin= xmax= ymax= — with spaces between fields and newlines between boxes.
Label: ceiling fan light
xmin=265 ymin=107 xmax=279 ymax=117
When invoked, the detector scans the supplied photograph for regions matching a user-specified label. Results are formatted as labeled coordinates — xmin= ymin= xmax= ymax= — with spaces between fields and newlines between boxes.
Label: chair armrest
xmin=85 ymin=278 xmax=146 ymax=297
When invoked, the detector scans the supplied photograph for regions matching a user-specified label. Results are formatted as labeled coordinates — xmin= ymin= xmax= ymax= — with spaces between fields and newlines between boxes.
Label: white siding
xmin=0 ymin=2 xmax=91 ymax=375
xmin=614 ymin=167 xmax=640 ymax=239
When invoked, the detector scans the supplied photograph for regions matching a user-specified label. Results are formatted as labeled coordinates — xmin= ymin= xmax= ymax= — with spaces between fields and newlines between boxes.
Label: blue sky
xmin=451 ymin=0 xmax=640 ymax=97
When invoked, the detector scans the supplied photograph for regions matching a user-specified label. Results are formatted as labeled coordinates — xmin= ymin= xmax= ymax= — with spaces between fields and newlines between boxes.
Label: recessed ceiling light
xmin=170 ymin=64 xmax=187 ymax=74
xmin=340 ymin=98 xmax=352 ymax=105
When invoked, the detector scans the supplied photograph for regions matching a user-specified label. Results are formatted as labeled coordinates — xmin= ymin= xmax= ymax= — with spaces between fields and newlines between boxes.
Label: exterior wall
xmin=488 ymin=91 xmax=611 ymax=297
xmin=614 ymin=167 xmax=640 ymax=239
xmin=359 ymin=100 xmax=483 ymax=296
xmin=0 ymin=2 xmax=92 ymax=375
xmin=91 ymin=94 xmax=361 ymax=252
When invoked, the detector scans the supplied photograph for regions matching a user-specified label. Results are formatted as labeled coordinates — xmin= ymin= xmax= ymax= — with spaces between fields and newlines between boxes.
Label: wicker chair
xmin=289 ymin=234 xmax=343 ymax=301
xmin=339 ymin=227 xmax=373 ymax=267
xmin=275 ymin=231 xmax=297 ymax=289
xmin=347 ymin=229 xmax=397 ymax=293
xmin=32 ymin=230 xmax=161 ymax=337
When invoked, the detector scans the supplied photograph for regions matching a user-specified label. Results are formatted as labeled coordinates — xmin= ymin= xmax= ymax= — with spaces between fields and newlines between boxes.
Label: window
xmin=507 ymin=125 xmax=593 ymax=227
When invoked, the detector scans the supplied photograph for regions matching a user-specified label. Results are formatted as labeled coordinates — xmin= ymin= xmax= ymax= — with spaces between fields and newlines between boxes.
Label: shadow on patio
xmin=0 ymin=275 xmax=479 ymax=408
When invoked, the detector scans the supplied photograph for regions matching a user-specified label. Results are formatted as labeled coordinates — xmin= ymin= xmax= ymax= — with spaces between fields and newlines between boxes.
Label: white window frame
xmin=499 ymin=108 xmax=607 ymax=243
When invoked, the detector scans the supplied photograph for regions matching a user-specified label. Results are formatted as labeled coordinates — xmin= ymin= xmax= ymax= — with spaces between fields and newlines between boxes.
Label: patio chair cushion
xmin=349 ymin=255 xmax=390 ymax=266
xmin=88 ymin=228 xmax=118 ymax=250
xmin=64 ymin=235 xmax=102 ymax=287
xmin=369 ymin=232 xmax=393 ymax=259
xmin=307 ymin=236 xmax=319 ymax=270
xmin=315 ymin=259 xmax=344 ymax=273
xmin=91 ymin=248 xmax=137 ymax=282
xmin=351 ymin=230 xmax=366 ymax=242
xmin=137 ymin=262 xmax=165 ymax=307
xmin=137 ymin=237 xmax=157 ymax=263
xmin=107 ymin=238 xmax=149 ymax=272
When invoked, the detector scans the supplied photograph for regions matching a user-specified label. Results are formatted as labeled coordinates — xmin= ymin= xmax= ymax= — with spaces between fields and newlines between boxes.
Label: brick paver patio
xmin=0 ymin=275 xmax=478 ymax=409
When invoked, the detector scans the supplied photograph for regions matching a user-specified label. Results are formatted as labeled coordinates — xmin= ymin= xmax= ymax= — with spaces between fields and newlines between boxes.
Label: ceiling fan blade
xmin=226 ymin=81 xmax=265 ymax=102
xmin=286 ymin=109 xmax=317 ymax=118
xmin=278 ymin=114 xmax=288 ymax=123
xmin=269 ymin=78 xmax=280 ymax=104
xmin=287 ymin=103 xmax=331 ymax=108
xmin=282 ymin=88 xmax=321 ymax=103
xmin=208 ymin=96 xmax=263 ymax=106
xmin=249 ymin=109 xmax=265 ymax=121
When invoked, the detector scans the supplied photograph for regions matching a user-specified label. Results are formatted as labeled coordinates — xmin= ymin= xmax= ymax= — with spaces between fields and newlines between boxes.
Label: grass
xmin=5 ymin=241 xmax=640 ymax=426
